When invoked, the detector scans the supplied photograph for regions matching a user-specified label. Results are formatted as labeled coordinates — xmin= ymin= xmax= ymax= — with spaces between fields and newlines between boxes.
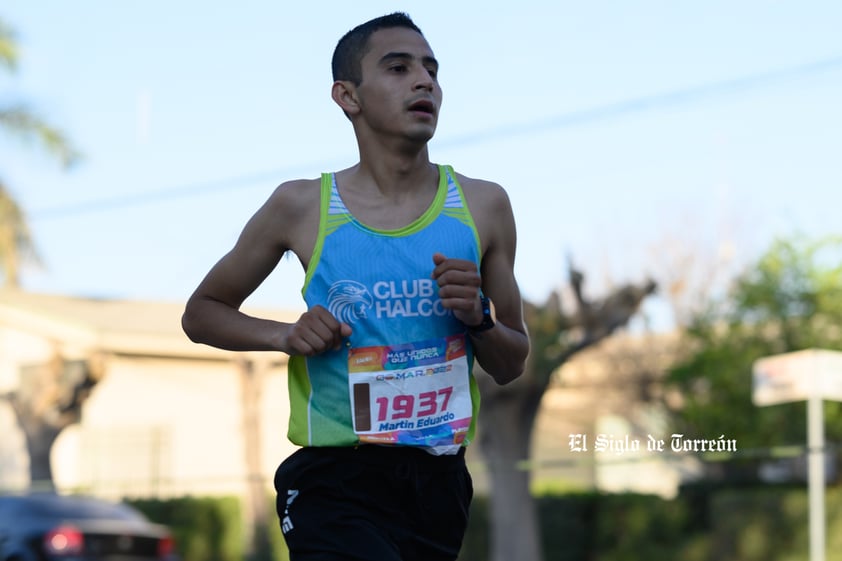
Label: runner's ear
xmin=332 ymin=80 xmax=361 ymax=117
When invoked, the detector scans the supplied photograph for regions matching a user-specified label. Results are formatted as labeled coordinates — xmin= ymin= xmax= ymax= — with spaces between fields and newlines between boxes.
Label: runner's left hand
xmin=431 ymin=253 xmax=483 ymax=326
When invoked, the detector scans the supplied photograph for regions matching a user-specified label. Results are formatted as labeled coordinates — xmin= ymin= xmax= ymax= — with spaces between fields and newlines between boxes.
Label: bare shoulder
xmin=452 ymin=171 xmax=516 ymax=254
xmin=258 ymin=177 xmax=322 ymax=233
xmin=452 ymin=171 xmax=512 ymax=210
xmin=243 ymin=177 xmax=322 ymax=261
xmin=265 ymin=177 xmax=321 ymax=214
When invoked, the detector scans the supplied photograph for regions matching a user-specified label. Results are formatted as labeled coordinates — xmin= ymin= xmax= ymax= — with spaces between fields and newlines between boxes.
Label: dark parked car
xmin=0 ymin=492 xmax=178 ymax=561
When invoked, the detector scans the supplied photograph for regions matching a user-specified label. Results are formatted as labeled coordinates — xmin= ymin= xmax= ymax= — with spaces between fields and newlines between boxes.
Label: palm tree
xmin=0 ymin=17 xmax=79 ymax=287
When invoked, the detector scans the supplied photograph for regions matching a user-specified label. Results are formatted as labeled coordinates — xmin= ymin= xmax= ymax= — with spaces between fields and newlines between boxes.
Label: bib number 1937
xmin=348 ymin=335 xmax=472 ymax=452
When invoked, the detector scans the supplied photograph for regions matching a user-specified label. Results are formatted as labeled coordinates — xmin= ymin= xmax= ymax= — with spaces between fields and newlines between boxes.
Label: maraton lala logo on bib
xmin=327 ymin=279 xmax=450 ymax=323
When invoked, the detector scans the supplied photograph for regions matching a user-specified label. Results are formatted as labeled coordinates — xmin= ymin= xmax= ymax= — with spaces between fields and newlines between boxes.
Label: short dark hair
xmin=332 ymin=12 xmax=424 ymax=85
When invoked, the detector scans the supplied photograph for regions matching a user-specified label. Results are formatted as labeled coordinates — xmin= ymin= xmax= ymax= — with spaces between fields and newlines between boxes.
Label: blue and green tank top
xmin=286 ymin=164 xmax=482 ymax=455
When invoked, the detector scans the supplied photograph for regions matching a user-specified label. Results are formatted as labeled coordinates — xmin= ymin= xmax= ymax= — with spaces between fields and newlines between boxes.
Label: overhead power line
xmin=435 ymin=54 xmax=842 ymax=149
xmin=29 ymin=54 xmax=842 ymax=221
xmin=29 ymin=165 xmax=318 ymax=221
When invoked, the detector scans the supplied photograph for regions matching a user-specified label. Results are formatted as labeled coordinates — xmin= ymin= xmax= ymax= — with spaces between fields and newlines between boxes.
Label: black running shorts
xmin=274 ymin=445 xmax=473 ymax=561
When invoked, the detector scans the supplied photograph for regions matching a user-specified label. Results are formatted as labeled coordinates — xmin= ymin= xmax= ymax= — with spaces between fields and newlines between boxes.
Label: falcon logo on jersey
xmin=327 ymin=281 xmax=373 ymax=324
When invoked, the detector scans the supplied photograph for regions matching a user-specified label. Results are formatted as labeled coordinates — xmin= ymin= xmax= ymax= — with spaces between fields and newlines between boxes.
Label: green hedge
xmin=128 ymin=486 xmax=842 ymax=561
xmin=127 ymin=496 xmax=244 ymax=561
xmin=707 ymin=487 xmax=842 ymax=561
xmin=127 ymin=496 xmax=289 ymax=561
xmin=458 ymin=492 xmax=694 ymax=561
xmin=459 ymin=485 xmax=842 ymax=561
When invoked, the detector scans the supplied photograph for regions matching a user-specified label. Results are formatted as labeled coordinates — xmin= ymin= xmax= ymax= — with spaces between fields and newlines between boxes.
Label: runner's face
xmin=355 ymin=27 xmax=442 ymax=142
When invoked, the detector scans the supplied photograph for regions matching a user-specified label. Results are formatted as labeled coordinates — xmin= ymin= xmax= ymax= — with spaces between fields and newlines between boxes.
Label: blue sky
xmin=2 ymin=1 xmax=841 ymax=330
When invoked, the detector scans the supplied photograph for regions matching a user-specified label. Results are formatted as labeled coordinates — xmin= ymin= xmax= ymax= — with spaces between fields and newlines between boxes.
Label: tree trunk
xmin=475 ymin=271 xmax=657 ymax=561
xmin=476 ymin=371 xmax=546 ymax=561
xmin=20 ymin=416 xmax=60 ymax=489
xmin=4 ymin=352 xmax=101 ymax=489
xmin=238 ymin=357 xmax=272 ymax=561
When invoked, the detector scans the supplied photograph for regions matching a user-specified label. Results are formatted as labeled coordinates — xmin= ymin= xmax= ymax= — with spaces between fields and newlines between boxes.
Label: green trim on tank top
xmin=332 ymin=165 xmax=448 ymax=237
xmin=303 ymin=164 xmax=462 ymax=296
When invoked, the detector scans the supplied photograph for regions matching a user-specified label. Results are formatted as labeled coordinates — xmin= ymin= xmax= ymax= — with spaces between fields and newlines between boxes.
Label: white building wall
xmin=261 ymin=366 xmax=297 ymax=477
xmin=3 ymin=341 xmax=296 ymax=499
xmin=58 ymin=355 xmax=296 ymax=499
xmin=0 ymin=326 xmax=51 ymax=491
xmin=0 ymin=326 xmax=53 ymax=391
xmin=0 ymin=403 xmax=28 ymax=490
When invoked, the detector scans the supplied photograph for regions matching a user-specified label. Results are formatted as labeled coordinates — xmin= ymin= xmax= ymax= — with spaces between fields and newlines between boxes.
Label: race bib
xmin=348 ymin=334 xmax=472 ymax=455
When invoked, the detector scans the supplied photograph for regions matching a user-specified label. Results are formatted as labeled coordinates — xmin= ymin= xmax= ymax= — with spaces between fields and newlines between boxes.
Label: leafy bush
xmin=128 ymin=496 xmax=243 ymax=561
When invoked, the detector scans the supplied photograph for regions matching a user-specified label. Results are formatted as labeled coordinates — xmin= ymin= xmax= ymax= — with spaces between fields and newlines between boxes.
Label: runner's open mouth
xmin=409 ymin=101 xmax=434 ymax=114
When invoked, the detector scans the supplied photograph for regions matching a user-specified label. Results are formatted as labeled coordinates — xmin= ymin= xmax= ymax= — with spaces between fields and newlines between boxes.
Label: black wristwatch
xmin=466 ymin=295 xmax=496 ymax=333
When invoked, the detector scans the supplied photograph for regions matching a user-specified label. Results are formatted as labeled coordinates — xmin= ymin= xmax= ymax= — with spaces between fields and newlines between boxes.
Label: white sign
xmin=752 ymin=349 xmax=842 ymax=406
xmin=753 ymin=348 xmax=842 ymax=561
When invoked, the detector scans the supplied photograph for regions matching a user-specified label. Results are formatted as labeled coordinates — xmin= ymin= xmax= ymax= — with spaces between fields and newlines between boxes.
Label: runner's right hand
xmin=283 ymin=305 xmax=352 ymax=356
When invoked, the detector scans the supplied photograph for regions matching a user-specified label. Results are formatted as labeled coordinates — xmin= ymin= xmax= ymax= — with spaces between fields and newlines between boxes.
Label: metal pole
xmin=808 ymin=394 xmax=825 ymax=561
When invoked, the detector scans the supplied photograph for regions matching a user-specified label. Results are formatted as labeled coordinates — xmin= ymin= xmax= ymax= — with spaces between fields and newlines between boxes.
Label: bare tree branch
xmin=8 ymin=353 xmax=103 ymax=486
xmin=477 ymin=259 xmax=658 ymax=561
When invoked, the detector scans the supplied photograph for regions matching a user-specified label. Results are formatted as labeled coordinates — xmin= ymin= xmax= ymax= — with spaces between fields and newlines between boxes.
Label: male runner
xmin=182 ymin=12 xmax=529 ymax=561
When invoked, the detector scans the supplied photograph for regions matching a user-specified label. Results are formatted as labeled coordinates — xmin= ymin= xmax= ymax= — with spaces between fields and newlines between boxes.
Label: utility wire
xmin=435 ymin=54 xmax=842 ymax=149
xmin=29 ymin=54 xmax=842 ymax=221
xmin=28 ymin=164 xmax=325 ymax=221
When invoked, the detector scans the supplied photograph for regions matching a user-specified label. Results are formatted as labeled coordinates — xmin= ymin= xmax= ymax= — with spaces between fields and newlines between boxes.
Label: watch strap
xmin=467 ymin=295 xmax=495 ymax=333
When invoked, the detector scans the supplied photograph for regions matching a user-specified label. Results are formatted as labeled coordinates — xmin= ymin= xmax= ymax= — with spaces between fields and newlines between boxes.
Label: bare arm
xmin=432 ymin=179 xmax=529 ymax=384
xmin=182 ymin=180 xmax=351 ymax=355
